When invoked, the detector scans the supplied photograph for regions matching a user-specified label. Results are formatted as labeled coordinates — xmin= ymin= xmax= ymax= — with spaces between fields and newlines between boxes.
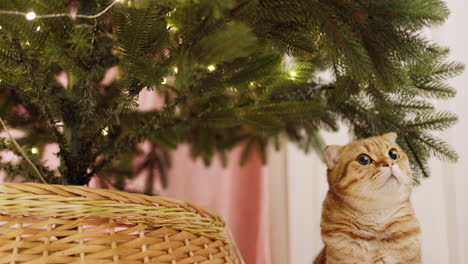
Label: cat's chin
xmin=385 ymin=175 xmax=399 ymax=184
xmin=378 ymin=174 xmax=411 ymax=203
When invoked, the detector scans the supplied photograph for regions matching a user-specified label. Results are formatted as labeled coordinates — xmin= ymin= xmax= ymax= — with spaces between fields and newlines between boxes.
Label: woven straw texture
xmin=0 ymin=183 xmax=238 ymax=264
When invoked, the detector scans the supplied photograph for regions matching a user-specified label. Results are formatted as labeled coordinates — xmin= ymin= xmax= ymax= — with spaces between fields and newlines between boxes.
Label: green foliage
xmin=0 ymin=0 xmax=462 ymax=190
xmin=194 ymin=22 xmax=257 ymax=64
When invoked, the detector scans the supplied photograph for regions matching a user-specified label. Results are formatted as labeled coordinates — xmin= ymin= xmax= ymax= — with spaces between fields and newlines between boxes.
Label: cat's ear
xmin=324 ymin=145 xmax=343 ymax=168
xmin=382 ymin=132 xmax=398 ymax=144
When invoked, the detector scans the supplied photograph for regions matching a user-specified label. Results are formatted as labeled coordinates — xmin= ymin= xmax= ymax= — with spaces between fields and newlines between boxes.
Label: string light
xmin=0 ymin=0 xmax=121 ymax=21
xmin=101 ymin=126 xmax=109 ymax=136
xmin=207 ymin=65 xmax=216 ymax=72
xmin=25 ymin=41 xmax=30 ymax=46
xmin=166 ymin=23 xmax=178 ymax=32
xmin=30 ymin=147 xmax=39 ymax=155
xmin=166 ymin=8 xmax=176 ymax=17
xmin=173 ymin=67 xmax=178 ymax=73
xmin=161 ymin=78 xmax=167 ymax=84
xmin=36 ymin=26 xmax=41 ymax=31
xmin=0 ymin=25 xmax=2 ymax=30
xmin=26 ymin=11 xmax=36 ymax=20
xmin=289 ymin=71 xmax=297 ymax=77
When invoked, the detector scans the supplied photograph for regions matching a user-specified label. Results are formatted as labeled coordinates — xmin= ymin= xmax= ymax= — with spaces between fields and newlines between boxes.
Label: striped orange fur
xmin=314 ymin=133 xmax=421 ymax=264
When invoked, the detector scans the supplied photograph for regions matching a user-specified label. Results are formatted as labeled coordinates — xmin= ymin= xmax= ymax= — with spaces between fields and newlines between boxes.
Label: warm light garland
xmin=207 ymin=65 xmax=216 ymax=72
xmin=101 ymin=126 xmax=109 ymax=136
xmin=30 ymin=147 xmax=39 ymax=154
xmin=25 ymin=11 xmax=36 ymax=20
xmin=0 ymin=0 xmax=121 ymax=20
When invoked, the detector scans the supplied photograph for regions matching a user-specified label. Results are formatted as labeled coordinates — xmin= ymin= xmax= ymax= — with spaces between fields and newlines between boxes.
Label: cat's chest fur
xmin=319 ymin=196 xmax=421 ymax=264
xmin=344 ymin=219 xmax=420 ymax=263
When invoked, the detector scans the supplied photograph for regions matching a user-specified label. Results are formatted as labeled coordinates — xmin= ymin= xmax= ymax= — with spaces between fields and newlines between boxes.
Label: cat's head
xmin=324 ymin=132 xmax=413 ymax=208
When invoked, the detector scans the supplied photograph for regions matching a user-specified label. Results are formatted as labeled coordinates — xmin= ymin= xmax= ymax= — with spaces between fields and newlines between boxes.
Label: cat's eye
xmin=389 ymin=149 xmax=399 ymax=160
xmin=357 ymin=154 xmax=373 ymax=165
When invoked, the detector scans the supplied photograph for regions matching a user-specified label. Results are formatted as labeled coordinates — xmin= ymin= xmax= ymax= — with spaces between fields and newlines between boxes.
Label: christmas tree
xmin=0 ymin=0 xmax=463 ymax=189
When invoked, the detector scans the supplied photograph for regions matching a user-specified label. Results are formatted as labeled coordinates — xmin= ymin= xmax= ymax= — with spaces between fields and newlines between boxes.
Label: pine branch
xmin=9 ymin=37 xmax=70 ymax=161
xmin=412 ymin=80 xmax=456 ymax=99
xmin=404 ymin=112 xmax=457 ymax=131
xmin=402 ymin=134 xmax=430 ymax=178
xmin=409 ymin=132 xmax=458 ymax=162
xmin=87 ymin=94 xmax=189 ymax=180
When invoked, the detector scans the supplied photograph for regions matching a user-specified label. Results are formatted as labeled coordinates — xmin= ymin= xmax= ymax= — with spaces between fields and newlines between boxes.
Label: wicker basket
xmin=0 ymin=183 xmax=239 ymax=264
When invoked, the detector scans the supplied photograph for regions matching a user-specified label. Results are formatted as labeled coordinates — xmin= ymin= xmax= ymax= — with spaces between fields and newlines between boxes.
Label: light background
xmin=270 ymin=0 xmax=468 ymax=263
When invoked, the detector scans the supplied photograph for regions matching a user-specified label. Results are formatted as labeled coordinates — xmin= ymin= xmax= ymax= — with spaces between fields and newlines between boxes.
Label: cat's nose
xmin=383 ymin=161 xmax=394 ymax=167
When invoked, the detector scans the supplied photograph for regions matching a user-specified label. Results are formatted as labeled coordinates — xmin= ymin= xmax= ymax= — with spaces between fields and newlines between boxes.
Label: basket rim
xmin=0 ymin=182 xmax=229 ymax=242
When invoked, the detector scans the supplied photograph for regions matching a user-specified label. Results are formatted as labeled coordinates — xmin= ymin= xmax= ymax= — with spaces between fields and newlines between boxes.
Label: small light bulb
xmin=249 ymin=82 xmax=255 ymax=88
xmin=25 ymin=41 xmax=30 ymax=46
xmin=0 ymin=25 xmax=2 ymax=30
xmin=173 ymin=67 xmax=178 ymax=73
xmin=207 ymin=65 xmax=216 ymax=72
xmin=101 ymin=127 xmax=109 ymax=136
xmin=289 ymin=71 xmax=297 ymax=77
xmin=31 ymin=147 xmax=39 ymax=155
xmin=161 ymin=78 xmax=167 ymax=84
xmin=26 ymin=11 xmax=36 ymax=21
xmin=166 ymin=24 xmax=178 ymax=32
xmin=36 ymin=26 xmax=41 ymax=32
xmin=167 ymin=8 xmax=176 ymax=17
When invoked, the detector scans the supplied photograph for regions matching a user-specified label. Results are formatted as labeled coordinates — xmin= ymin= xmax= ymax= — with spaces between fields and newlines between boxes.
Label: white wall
xmin=286 ymin=129 xmax=347 ymax=264
xmin=433 ymin=0 xmax=468 ymax=262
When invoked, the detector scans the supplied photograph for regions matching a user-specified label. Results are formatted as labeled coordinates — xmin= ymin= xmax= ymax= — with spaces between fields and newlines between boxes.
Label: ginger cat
xmin=314 ymin=133 xmax=421 ymax=264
